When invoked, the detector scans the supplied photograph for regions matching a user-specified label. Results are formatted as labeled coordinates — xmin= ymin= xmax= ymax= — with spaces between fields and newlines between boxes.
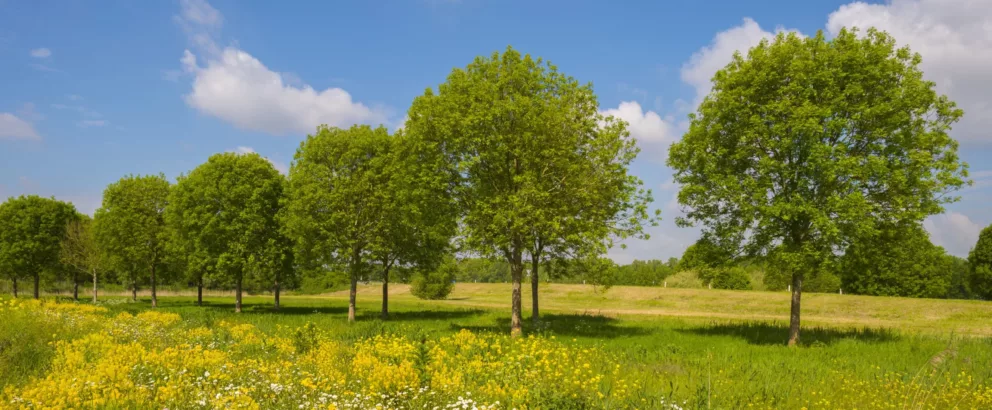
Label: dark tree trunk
xmin=788 ymin=272 xmax=803 ymax=346
xmin=235 ymin=277 xmax=243 ymax=313
xmin=348 ymin=277 xmax=358 ymax=323
xmin=73 ymin=278 xmax=79 ymax=302
xmin=131 ymin=283 xmax=137 ymax=301
xmin=33 ymin=273 xmax=40 ymax=299
xmin=274 ymin=279 xmax=281 ymax=310
xmin=92 ymin=269 xmax=98 ymax=303
xmin=510 ymin=246 xmax=523 ymax=338
xmin=531 ymin=251 xmax=540 ymax=324
xmin=381 ymin=264 xmax=390 ymax=320
xmin=150 ymin=264 xmax=158 ymax=308
xmin=196 ymin=282 xmax=203 ymax=306
xmin=12 ymin=277 xmax=17 ymax=298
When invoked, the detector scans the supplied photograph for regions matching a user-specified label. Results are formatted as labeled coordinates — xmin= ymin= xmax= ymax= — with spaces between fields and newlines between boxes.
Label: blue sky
xmin=2 ymin=0 xmax=990 ymax=262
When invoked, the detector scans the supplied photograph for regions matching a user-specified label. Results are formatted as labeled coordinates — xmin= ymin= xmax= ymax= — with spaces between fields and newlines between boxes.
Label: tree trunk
xmin=73 ymin=279 xmax=79 ymax=302
xmin=510 ymin=248 xmax=524 ymax=338
xmin=274 ymin=279 xmax=281 ymax=310
xmin=92 ymin=268 xmax=98 ymax=303
xmin=33 ymin=273 xmax=40 ymax=299
xmin=787 ymin=272 xmax=803 ymax=346
xmin=131 ymin=283 xmax=137 ymax=301
xmin=196 ymin=282 xmax=203 ymax=306
xmin=531 ymin=251 xmax=540 ymax=324
xmin=12 ymin=277 xmax=17 ymax=298
xmin=381 ymin=265 xmax=390 ymax=320
xmin=348 ymin=277 xmax=357 ymax=323
xmin=150 ymin=264 xmax=158 ymax=308
xmin=235 ymin=277 xmax=243 ymax=313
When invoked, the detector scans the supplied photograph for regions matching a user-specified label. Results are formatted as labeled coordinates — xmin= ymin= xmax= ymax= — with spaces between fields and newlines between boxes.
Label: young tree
xmin=60 ymin=215 xmax=105 ymax=302
xmin=668 ymin=29 xmax=968 ymax=345
xmin=167 ymin=152 xmax=285 ymax=313
xmin=969 ymin=224 xmax=992 ymax=300
xmin=404 ymin=46 xmax=656 ymax=336
xmin=840 ymin=223 xmax=952 ymax=298
xmin=0 ymin=196 xmax=77 ymax=299
xmin=286 ymin=125 xmax=451 ymax=321
xmin=94 ymin=174 xmax=171 ymax=306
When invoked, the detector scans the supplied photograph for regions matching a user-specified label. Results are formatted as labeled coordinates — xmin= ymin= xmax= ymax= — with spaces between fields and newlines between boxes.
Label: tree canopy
xmin=840 ymin=223 xmax=953 ymax=298
xmin=667 ymin=28 xmax=968 ymax=345
xmin=95 ymin=174 xmax=171 ymax=306
xmin=969 ymin=224 xmax=992 ymax=300
xmin=0 ymin=195 xmax=77 ymax=299
xmin=167 ymin=152 xmax=286 ymax=312
xmin=404 ymin=46 xmax=656 ymax=335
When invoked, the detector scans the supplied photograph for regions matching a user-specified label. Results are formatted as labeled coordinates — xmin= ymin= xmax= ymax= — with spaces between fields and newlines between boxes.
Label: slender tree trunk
xmin=33 ymin=273 xmax=40 ymax=299
xmin=92 ymin=269 xmax=98 ymax=303
xmin=12 ymin=277 xmax=17 ymax=298
xmin=196 ymin=281 xmax=203 ymax=306
xmin=235 ymin=277 xmax=243 ymax=313
xmin=348 ymin=276 xmax=357 ymax=323
xmin=131 ymin=282 xmax=137 ymax=301
xmin=531 ymin=251 xmax=540 ymax=324
xmin=73 ymin=278 xmax=79 ymax=302
xmin=150 ymin=264 xmax=158 ymax=308
xmin=274 ymin=278 xmax=281 ymax=310
xmin=510 ymin=247 xmax=524 ymax=338
xmin=381 ymin=264 xmax=390 ymax=320
xmin=787 ymin=272 xmax=803 ymax=346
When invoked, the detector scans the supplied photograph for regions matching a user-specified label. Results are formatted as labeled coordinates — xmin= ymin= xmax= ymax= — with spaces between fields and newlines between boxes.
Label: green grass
xmin=4 ymin=283 xmax=992 ymax=408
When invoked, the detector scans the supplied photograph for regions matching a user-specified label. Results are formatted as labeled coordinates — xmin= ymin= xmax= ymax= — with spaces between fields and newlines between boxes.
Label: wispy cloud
xmin=29 ymin=47 xmax=51 ymax=58
xmin=78 ymin=119 xmax=108 ymax=128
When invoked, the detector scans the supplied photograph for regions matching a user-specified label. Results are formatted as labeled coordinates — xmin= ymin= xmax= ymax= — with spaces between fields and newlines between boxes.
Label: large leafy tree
xmin=286 ymin=125 xmax=451 ymax=321
xmin=0 ymin=196 xmax=77 ymax=298
xmin=95 ymin=174 xmax=171 ymax=306
xmin=404 ymin=46 xmax=656 ymax=336
xmin=60 ymin=215 xmax=106 ymax=302
xmin=969 ymin=224 xmax=992 ymax=300
xmin=167 ymin=152 xmax=285 ymax=313
xmin=840 ymin=224 xmax=953 ymax=298
xmin=668 ymin=29 xmax=968 ymax=345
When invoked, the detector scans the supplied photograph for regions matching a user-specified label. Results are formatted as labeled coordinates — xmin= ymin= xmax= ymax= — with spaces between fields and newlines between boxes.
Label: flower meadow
xmin=2 ymin=297 xmax=992 ymax=409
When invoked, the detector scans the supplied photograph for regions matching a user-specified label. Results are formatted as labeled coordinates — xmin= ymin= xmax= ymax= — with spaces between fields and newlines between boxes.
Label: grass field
xmin=3 ymin=284 xmax=992 ymax=409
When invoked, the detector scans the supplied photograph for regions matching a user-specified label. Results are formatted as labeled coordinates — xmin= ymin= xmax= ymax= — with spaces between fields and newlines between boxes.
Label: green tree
xmin=405 ymin=46 xmax=656 ymax=335
xmin=167 ymin=153 xmax=286 ymax=313
xmin=969 ymin=224 xmax=992 ymax=300
xmin=667 ymin=29 xmax=968 ymax=345
xmin=410 ymin=257 xmax=457 ymax=300
xmin=677 ymin=237 xmax=732 ymax=273
xmin=0 ymin=196 xmax=77 ymax=298
xmin=95 ymin=174 xmax=171 ymax=306
xmin=285 ymin=125 xmax=393 ymax=322
xmin=840 ymin=224 xmax=952 ymax=298
xmin=60 ymin=215 xmax=106 ymax=302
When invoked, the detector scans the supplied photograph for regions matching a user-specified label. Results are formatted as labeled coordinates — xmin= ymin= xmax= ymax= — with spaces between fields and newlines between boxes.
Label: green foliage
xmin=708 ymin=266 xmax=752 ymax=290
xmin=297 ymin=268 xmax=348 ymax=295
xmin=946 ymin=256 xmax=973 ymax=299
xmin=166 ymin=153 xmax=286 ymax=308
xmin=677 ymin=238 xmax=731 ymax=272
xmin=456 ymin=258 xmax=511 ymax=283
xmin=969 ymin=224 xmax=992 ymax=300
xmin=665 ymin=270 xmax=704 ymax=288
xmin=94 ymin=174 xmax=171 ymax=298
xmin=840 ymin=224 xmax=952 ymax=298
xmin=405 ymin=46 xmax=656 ymax=332
xmin=0 ymin=195 xmax=78 ymax=296
xmin=614 ymin=259 xmax=672 ymax=286
xmin=411 ymin=259 xmax=457 ymax=300
xmin=667 ymin=28 xmax=968 ymax=341
xmin=805 ymin=270 xmax=842 ymax=293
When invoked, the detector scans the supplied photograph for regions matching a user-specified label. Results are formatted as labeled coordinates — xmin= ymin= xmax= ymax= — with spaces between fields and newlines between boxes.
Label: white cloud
xmin=681 ymin=18 xmax=799 ymax=108
xmin=229 ymin=146 xmax=289 ymax=174
xmin=827 ymin=0 xmax=992 ymax=141
xmin=600 ymin=101 xmax=675 ymax=159
xmin=29 ymin=48 xmax=51 ymax=58
xmin=176 ymin=0 xmax=386 ymax=136
xmin=925 ymin=211 xmax=984 ymax=256
xmin=0 ymin=112 xmax=40 ymax=140
xmin=66 ymin=94 xmax=83 ymax=101
xmin=29 ymin=63 xmax=60 ymax=73
xmin=78 ymin=120 xmax=108 ymax=128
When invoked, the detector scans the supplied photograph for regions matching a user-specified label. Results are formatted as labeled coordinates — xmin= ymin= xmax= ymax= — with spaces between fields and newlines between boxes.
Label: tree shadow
xmin=678 ymin=321 xmax=899 ymax=346
xmin=364 ymin=309 xmax=487 ymax=322
xmin=452 ymin=313 xmax=651 ymax=339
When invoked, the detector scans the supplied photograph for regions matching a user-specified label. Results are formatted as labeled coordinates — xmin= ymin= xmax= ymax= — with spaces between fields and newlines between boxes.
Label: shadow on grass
xmin=362 ymin=309 xmax=488 ymax=322
xmin=452 ymin=313 xmax=651 ymax=339
xmin=678 ymin=321 xmax=899 ymax=346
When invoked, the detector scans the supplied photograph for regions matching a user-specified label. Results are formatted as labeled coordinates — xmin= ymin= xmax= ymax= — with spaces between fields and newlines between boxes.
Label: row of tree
xmin=2 ymin=27 xmax=990 ymax=344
